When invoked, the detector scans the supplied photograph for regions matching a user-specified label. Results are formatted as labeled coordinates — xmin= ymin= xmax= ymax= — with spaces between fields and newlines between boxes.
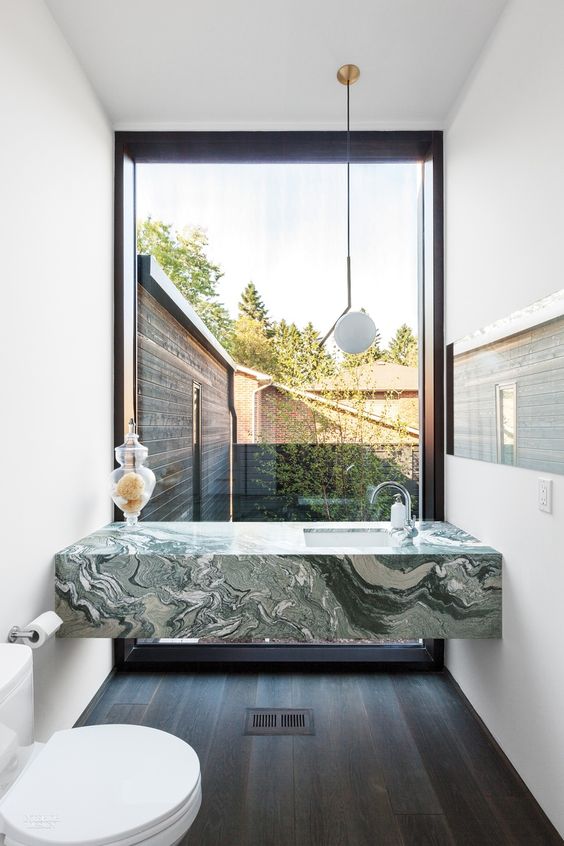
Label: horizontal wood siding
xmin=137 ymin=285 xmax=232 ymax=520
xmin=453 ymin=315 xmax=564 ymax=473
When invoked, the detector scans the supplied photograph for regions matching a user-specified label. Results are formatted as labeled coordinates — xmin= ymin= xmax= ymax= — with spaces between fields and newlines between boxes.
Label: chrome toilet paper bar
xmin=8 ymin=612 xmax=63 ymax=647
xmin=8 ymin=626 xmax=40 ymax=643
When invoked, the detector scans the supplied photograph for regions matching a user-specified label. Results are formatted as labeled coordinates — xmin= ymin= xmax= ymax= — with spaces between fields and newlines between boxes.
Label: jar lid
xmin=115 ymin=419 xmax=148 ymax=465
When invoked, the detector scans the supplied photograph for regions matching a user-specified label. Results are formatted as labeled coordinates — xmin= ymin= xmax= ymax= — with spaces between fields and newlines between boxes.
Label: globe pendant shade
xmin=333 ymin=310 xmax=377 ymax=354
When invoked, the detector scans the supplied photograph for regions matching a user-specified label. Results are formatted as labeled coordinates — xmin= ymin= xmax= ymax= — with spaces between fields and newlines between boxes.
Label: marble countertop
xmin=55 ymin=520 xmax=502 ymax=640
xmin=56 ymin=520 xmax=499 ymax=559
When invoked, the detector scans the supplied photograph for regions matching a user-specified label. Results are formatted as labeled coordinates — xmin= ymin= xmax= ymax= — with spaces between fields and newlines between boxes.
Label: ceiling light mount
xmin=336 ymin=64 xmax=360 ymax=86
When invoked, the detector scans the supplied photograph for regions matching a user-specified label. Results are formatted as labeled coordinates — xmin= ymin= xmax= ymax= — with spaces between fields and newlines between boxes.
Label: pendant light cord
xmin=346 ymin=80 xmax=352 ymax=310
xmin=321 ymin=71 xmax=355 ymax=345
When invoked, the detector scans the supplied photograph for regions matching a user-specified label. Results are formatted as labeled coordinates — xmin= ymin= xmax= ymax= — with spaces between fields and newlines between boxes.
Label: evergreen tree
xmin=386 ymin=324 xmax=418 ymax=367
xmin=137 ymin=218 xmax=233 ymax=346
xmin=272 ymin=320 xmax=334 ymax=387
xmin=300 ymin=322 xmax=335 ymax=383
xmin=239 ymin=282 xmax=270 ymax=328
xmin=271 ymin=320 xmax=301 ymax=385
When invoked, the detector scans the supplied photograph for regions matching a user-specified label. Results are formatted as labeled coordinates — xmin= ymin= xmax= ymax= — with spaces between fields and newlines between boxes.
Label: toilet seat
xmin=0 ymin=724 xmax=201 ymax=846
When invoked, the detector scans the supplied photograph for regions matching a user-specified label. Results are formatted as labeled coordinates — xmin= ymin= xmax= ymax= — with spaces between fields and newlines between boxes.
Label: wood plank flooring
xmin=80 ymin=671 xmax=562 ymax=846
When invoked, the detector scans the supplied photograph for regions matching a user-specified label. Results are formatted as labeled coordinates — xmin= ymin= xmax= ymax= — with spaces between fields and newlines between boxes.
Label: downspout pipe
xmin=251 ymin=378 xmax=273 ymax=443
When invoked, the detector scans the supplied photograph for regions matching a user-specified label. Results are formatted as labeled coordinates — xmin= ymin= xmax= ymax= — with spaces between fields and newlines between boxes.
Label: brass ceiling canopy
xmin=337 ymin=64 xmax=360 ymax=86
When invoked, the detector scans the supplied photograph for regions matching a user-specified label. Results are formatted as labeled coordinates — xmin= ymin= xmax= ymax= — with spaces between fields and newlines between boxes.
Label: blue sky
xmin=137 ymin=162 xmax=419 ymax=345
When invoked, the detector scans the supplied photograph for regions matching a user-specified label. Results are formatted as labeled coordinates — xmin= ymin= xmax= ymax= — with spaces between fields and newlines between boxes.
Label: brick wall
xmin=233 ymin=370 xmax=260 ymax=443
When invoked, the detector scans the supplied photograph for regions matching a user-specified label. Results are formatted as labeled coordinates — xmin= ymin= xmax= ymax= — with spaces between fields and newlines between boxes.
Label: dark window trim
xmin=116 ymin=130 xmax=435 ymax=164
xmin=446 ymin=342 xmax=454 ymax=455
xmin=114 ymin=639 xmax=444 ymax=672
xmin=113 ymin=142 xmax=136 ymax=521
xmin=114 ymin=130 xmax=444 ymax=671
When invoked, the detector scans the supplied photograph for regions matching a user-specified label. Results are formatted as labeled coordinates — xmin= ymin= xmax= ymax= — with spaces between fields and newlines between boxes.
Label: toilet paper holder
xmin=8 ymin=626 xmax=40 ymax=643
xmin=8 ymin=612 xmax=63 ymax=646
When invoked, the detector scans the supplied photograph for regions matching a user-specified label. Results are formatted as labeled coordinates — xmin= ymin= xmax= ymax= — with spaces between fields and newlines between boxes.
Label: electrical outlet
xmin=538 ymin=478 xmax=553 ymax=513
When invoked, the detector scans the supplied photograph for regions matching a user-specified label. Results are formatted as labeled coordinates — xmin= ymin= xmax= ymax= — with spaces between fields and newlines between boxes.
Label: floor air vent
xmin=244 ymin=708 xmax=314 ymax=735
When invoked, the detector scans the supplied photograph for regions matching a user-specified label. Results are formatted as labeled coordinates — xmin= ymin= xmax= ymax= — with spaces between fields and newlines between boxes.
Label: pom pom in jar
xmin=110 ymin=419 xmax=156 ymax=526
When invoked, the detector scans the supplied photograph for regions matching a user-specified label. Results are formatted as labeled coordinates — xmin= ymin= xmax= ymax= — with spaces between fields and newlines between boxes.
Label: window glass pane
xmin=136 ymin=162 xmax=421 ymax=523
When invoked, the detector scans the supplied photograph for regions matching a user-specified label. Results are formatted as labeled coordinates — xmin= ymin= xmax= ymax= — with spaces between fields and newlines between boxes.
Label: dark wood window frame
xmin=114 ymin=130 xmax=444 ymax=671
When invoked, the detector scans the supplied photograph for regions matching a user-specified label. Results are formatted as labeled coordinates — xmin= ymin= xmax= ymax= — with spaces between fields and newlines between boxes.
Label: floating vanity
xmin=55 ymin=521 xmax=502 ymax=640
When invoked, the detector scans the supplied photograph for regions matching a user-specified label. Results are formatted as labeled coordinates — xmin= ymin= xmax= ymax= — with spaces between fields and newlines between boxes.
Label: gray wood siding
xmin=137 ymin=285 xmax=232 ymax=520
xmin=453 ymin=315 xmax=564 ymax=474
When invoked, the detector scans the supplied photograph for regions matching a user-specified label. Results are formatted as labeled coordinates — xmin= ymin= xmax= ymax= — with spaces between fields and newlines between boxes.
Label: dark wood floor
xmin=80 ymin=671 xmax=562 ymax=846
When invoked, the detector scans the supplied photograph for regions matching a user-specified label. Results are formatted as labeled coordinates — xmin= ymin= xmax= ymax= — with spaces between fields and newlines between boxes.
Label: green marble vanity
xmin=55 ymin=521 xmax=502 ymax=641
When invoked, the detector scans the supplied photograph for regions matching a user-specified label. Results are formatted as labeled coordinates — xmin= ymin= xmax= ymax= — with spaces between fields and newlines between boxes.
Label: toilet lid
xmin=0 ymin=724 xmax=200 ymax=846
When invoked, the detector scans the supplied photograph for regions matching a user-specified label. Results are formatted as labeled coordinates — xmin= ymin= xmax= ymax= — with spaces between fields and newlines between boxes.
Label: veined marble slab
xmin=55 ymin=521 xmax=502 ymax=640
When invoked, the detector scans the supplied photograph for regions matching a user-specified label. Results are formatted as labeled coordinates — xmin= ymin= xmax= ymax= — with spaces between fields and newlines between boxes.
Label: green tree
xmin=229 ymin=282 xmax=277 ymax=372
xmin=229 ymin=316 xmax=278 ymax=374
xmin=272 ymin=320 xmax=334 ymax=387
xmin=137 ymin=218 xmax=233 ymax=345
xmin=386 ymin=323 xmax=418 ymax=366
xmin=239 ymin=282 xmax=270 ymax=329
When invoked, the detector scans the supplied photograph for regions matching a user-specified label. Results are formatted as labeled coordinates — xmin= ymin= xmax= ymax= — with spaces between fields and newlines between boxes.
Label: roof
xmin=235 ymin=364 xmax=419 ymax=438
xmin=270 ymin=382 xmax=419 ymax=439
xmin=138 ymin=255 xmax=236 ymax=370
xmin=305 ymin=362 xmax=419 ymax=393
xmin=235 ymin=364 xmax=273 ymax=383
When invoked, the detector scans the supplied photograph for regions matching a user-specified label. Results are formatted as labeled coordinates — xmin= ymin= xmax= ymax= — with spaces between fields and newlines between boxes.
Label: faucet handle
xmin=406 ymin=516 xmax=418 ymax=538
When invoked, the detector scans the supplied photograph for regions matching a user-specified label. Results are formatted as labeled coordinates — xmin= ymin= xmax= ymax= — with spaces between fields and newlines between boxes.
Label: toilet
xmin=0 ymin=644 xmax=201 ymax=846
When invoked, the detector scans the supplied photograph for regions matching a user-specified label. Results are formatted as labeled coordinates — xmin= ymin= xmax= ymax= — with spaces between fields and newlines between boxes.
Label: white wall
xmin=0 ymin=0 xmax=113 ymax=739
xmin=445 ymin=0 xmax=564 ymax=835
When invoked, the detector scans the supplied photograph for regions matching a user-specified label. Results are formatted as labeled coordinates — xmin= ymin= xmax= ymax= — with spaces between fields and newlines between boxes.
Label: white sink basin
xmin=303 ymin=529 xmax=395 ymax=549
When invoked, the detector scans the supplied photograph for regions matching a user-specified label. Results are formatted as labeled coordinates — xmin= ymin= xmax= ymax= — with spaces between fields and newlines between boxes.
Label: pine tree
xmin=300 ymin=322 xmax=335 ymax=384
xmin=239 ymin=282 xmax=270 ymax=328
xmin=272 ymin=320 xmax=334 ymax=387
xmin=386 ymin=324 xmax=418 ymax=367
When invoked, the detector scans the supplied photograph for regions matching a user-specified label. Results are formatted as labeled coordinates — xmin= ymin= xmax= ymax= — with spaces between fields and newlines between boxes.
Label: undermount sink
xmin=303 ymin=528 xmax=396 ymax=549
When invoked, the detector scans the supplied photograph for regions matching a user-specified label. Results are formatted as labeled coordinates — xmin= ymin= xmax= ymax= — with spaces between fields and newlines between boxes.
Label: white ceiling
xmin=45 ymin=0 xmax=508 ymax=130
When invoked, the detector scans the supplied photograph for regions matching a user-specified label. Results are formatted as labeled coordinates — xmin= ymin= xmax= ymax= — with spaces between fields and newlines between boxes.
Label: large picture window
xmin=135 ymin=160 xmax=421 ymax=524
xmin=114 ymin=131 xmax=444 ymax=668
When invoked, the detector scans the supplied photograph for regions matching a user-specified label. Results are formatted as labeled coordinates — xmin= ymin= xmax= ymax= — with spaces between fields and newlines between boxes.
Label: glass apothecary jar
xmin=110 ymin=419 xmax=156 ymax=526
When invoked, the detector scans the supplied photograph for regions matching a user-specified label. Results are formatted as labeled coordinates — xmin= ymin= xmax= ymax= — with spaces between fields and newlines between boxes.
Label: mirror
xmin=447 ymin=289 xmax=564 ymax=475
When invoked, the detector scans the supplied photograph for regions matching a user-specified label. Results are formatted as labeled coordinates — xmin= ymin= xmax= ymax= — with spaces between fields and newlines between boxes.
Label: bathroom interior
xmin=2 ymin=1 xmax=564 ymax=844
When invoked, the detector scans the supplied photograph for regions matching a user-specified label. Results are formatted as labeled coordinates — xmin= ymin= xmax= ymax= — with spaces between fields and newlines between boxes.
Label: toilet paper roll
xmin=25 ymin=611 xmax=63 ymax=648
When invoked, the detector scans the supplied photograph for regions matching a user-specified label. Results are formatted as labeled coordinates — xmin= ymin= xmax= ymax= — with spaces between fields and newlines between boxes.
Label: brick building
xmin=304 ymin=361 xmax=419 ymax=429
xmin=234 ymin=364 xmax=419 ymax=445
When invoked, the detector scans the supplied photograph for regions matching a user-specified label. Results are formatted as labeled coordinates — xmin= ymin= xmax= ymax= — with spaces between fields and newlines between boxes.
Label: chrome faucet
xmin=368 ymin=481 xmax=418 ymax=538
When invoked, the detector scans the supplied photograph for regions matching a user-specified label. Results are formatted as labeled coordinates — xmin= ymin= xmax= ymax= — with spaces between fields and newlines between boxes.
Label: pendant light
xmin=322 ymin=64 xmax=377 ymax=355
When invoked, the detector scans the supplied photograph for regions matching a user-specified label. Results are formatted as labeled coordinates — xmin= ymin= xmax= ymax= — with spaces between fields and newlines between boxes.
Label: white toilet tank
xmin=0 ymin=645 xmax=34 ymax=747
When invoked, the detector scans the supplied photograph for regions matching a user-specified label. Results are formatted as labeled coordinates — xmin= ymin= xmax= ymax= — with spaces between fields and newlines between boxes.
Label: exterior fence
xmin=233 ymin=443 xmax=420 ymax=522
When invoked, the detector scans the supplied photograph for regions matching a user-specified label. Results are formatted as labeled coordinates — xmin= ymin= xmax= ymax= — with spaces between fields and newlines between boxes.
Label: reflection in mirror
xmin=448 ymin=289 xmax=564 ymax=474
xmin=496 ymin=382 xmax=516 ymax=466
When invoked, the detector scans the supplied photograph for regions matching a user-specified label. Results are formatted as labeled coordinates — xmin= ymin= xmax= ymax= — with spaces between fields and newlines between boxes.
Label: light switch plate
xmin=538 ymin=478 xmax=553 ymax=513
